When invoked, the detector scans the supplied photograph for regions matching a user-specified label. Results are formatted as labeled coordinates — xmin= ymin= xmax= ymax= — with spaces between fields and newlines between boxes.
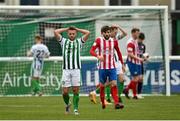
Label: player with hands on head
xmin=54 ymin=26 xmax=90 ymax=115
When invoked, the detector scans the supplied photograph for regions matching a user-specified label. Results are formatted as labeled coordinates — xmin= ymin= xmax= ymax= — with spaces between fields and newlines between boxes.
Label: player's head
xmin=35 ymin=35 xmax=43 ymax=43
xmin=131 ymin=28 xmax=140 ymax=40
xmin=101 ymin=26 xmax=110 ymax=40
xmin=138 ymin=32 xmax=145 ymax=43
xmin=67 ymin=26 xmax=77 ymax=41
xmin=110 ymin=26 xmax=118 ymax=38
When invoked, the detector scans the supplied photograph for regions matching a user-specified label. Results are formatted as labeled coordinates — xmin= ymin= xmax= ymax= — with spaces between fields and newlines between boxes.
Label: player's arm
xmin=90 ymin=38 xmax=104 ymax=61
xmin=142 ymin=44 xmax=149 ymax=61
xmin=54 ymin=28 xmax=68 ymax=41
xmin=118 ymin=26 xmax=127 ymax=39
xmin=27 ymin=50 xmax=32 ymax=57
xmin=76 ymin=27 xmax=90 ymax=42
xmin=127 ymin=43 xmax=144 ymax=62
xmin=143 ymin=44 xmax=146 ymax=53
xmin=112 ymin=24 xmax=127 ymax=39
xmin=114 ymin=40 xmax=124 ymax=65
xmin=27 ymin=46 xmax=34 ymax=57
xmin=128 ymin=53 xmax=144 ymax=62
xmin=44 ymin=46 xmax=50 ymax=58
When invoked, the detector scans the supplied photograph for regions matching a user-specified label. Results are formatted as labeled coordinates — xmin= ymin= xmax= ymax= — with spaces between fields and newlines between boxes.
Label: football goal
xmin=0 ymin=6 xmax=170 ymax=96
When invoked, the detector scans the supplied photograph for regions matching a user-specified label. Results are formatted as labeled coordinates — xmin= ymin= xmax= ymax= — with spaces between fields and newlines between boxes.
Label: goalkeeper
xmin=54 ymin=26 xmax=90 ymax=115
xmin=27 ymin=35 xmax=50 ymax=96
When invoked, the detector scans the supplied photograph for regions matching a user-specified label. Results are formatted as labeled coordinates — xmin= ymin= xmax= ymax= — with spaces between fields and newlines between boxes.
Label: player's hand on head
xmin=111 ymin=24 xmax=119 ymax=28
xmin=97 ymin=55 xmax=104 ymax=62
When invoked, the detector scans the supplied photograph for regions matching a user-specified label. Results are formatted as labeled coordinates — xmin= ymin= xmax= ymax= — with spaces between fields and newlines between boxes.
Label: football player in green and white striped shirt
xmin=54 ymin=26 xmax=90 ymax=115
xmin=27 ymin=35 xmax=50 ymax=96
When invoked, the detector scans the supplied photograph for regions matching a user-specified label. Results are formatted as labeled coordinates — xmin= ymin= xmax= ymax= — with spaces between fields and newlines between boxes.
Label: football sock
xmin=132 ymin=81 xmax=138 ymax=97
xmin=138 ymin=82 xmax=143 ymax=94
xmin=36 ymin=80 xmax=41 ymax=92
xmin=63 ymin=94 xmax=70 ymax=105
xmin=119 ymin=82 xmax=124 ymax=96
xmin=100 ymin=85 xmax=105 ymax=106
xmin=106 ymin=85 xmax=111 ymax=100
xmin=126 ymin=80 xmax=133 ymax=91
xmin=117 ymin=79 xmax=124 ymax=97
xmin=96 ymin=87 xmax=100 ymax=94
xmin=111 ymin=86 xmax=119 ymax=105
xmin=31 ymin=79 xmax=38 ymax=93
xmin=73 ymin=93 xmax=79 ymax=110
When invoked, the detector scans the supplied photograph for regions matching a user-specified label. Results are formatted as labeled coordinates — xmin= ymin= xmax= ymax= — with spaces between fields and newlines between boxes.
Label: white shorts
xmin=31 ymin=66 xmax=42 ymax=77
xmin=61 ymin=69 xmax=81 ymax=87
xmin=115 ymin=61 xmax=123 ymax=75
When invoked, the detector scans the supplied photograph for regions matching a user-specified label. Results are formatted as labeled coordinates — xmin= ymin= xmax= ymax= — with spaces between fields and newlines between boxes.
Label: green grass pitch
xmin=0 ymin=95 xmax=180 ymax=120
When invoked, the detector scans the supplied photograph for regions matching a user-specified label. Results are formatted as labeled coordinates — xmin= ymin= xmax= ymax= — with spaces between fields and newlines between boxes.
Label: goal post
xmin=0 ymin=6 xmax=170 ymax=96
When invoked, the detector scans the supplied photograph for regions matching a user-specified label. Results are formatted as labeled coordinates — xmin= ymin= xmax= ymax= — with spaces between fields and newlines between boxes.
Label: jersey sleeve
xmin=77 ymin=37 xmax=83 ymax=48
xmin=127 ymin=42 xmax=134 ymax=53
xmin=30 ymin=45 xmax=35 ymax=55
xmin=78 ymin=37 xmax=86 ymax=48
xmin=81 ymin=37 xmax=86 ymax=43
xmin=58 ymin=36 xmax=66 ymax=46
xmin=114 ymin=40 xmax=124 ymax=64
xmin=90 ymin=38 xmax=100 ymax=57
xmin=116 ymin=33 xmax=121 ymax=40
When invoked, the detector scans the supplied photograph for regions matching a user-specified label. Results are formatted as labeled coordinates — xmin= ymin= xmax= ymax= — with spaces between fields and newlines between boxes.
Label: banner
xmin=0 ymin=61 xmax=179 ymax=95
xmin=81 ymin=61 xmax=180 ymax=94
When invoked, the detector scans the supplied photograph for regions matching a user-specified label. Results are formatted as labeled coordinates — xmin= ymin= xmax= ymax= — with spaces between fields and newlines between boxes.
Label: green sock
xmin=96 ymin=87 xmax=100 ymax=94
xmin=118 ymin=81 xmax=124 ymax=97
xmin=31 ymin=79 xmax=38 ymax=93
xmin=73 ymin=93 xmax=79 ymax=110
xmin=63 ymin=94 xmax=70 ymax=105
xmin=36 ymin=80 xmax=41 ymax=92
xmin=106 ymin=85 xmax=111 ymax=100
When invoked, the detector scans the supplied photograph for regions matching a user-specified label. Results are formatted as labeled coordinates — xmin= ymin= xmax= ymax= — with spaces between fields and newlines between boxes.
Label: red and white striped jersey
xmin=126 ymin=37 xmax=140 ymax=64
xmin=90 ymin=37 xmax=123 ymax=69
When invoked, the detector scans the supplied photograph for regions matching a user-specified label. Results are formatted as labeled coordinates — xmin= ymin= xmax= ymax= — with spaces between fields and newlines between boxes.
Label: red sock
xmin=131 ymin=81 xmax=138 ymax=97
xmin=126 ymin=80 xmax=134 ymax=91
xmin=111 ymin=86 xmax=119 ymax=105
xmin=100 ymin=85 xmax=105 ymax=106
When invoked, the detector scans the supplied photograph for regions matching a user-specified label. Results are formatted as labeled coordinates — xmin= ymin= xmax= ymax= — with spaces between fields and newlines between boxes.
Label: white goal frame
xmin=0 ymin=5 xmax=170 ymax=96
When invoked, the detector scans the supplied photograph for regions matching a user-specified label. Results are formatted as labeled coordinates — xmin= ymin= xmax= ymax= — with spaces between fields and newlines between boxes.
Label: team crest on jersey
xmin=93 ymin=42 xmax=96 ymax=46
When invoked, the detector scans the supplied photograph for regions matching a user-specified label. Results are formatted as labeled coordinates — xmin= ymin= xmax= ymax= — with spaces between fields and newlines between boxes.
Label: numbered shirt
xmin=30 ymin=43 xmax=50 ymax=70
xmin=59 ymin=37 xmax=85 ymax=69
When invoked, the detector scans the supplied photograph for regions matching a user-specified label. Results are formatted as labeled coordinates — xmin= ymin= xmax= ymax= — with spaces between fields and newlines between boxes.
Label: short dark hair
xmin=101 ymin=26 xmax=110 ymax=33
xmin=131 ymin=28 xmax=140 ymax=33
xmin=138 ymin=32 xmax=145 ymax=40
xmin=68 ymin=26 xmax=77 ymax=30
xmin=35 ymin=35 xmax=43 ymax=40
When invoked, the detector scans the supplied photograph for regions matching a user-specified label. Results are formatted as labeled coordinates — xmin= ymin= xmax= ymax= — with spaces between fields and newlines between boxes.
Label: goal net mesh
xmin=0 ymin=7 xmax=166 ymax=96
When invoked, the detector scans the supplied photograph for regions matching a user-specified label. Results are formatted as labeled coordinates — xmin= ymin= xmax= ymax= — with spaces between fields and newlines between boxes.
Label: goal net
xmin=0 ymin=6 xmax=170 ymax=96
